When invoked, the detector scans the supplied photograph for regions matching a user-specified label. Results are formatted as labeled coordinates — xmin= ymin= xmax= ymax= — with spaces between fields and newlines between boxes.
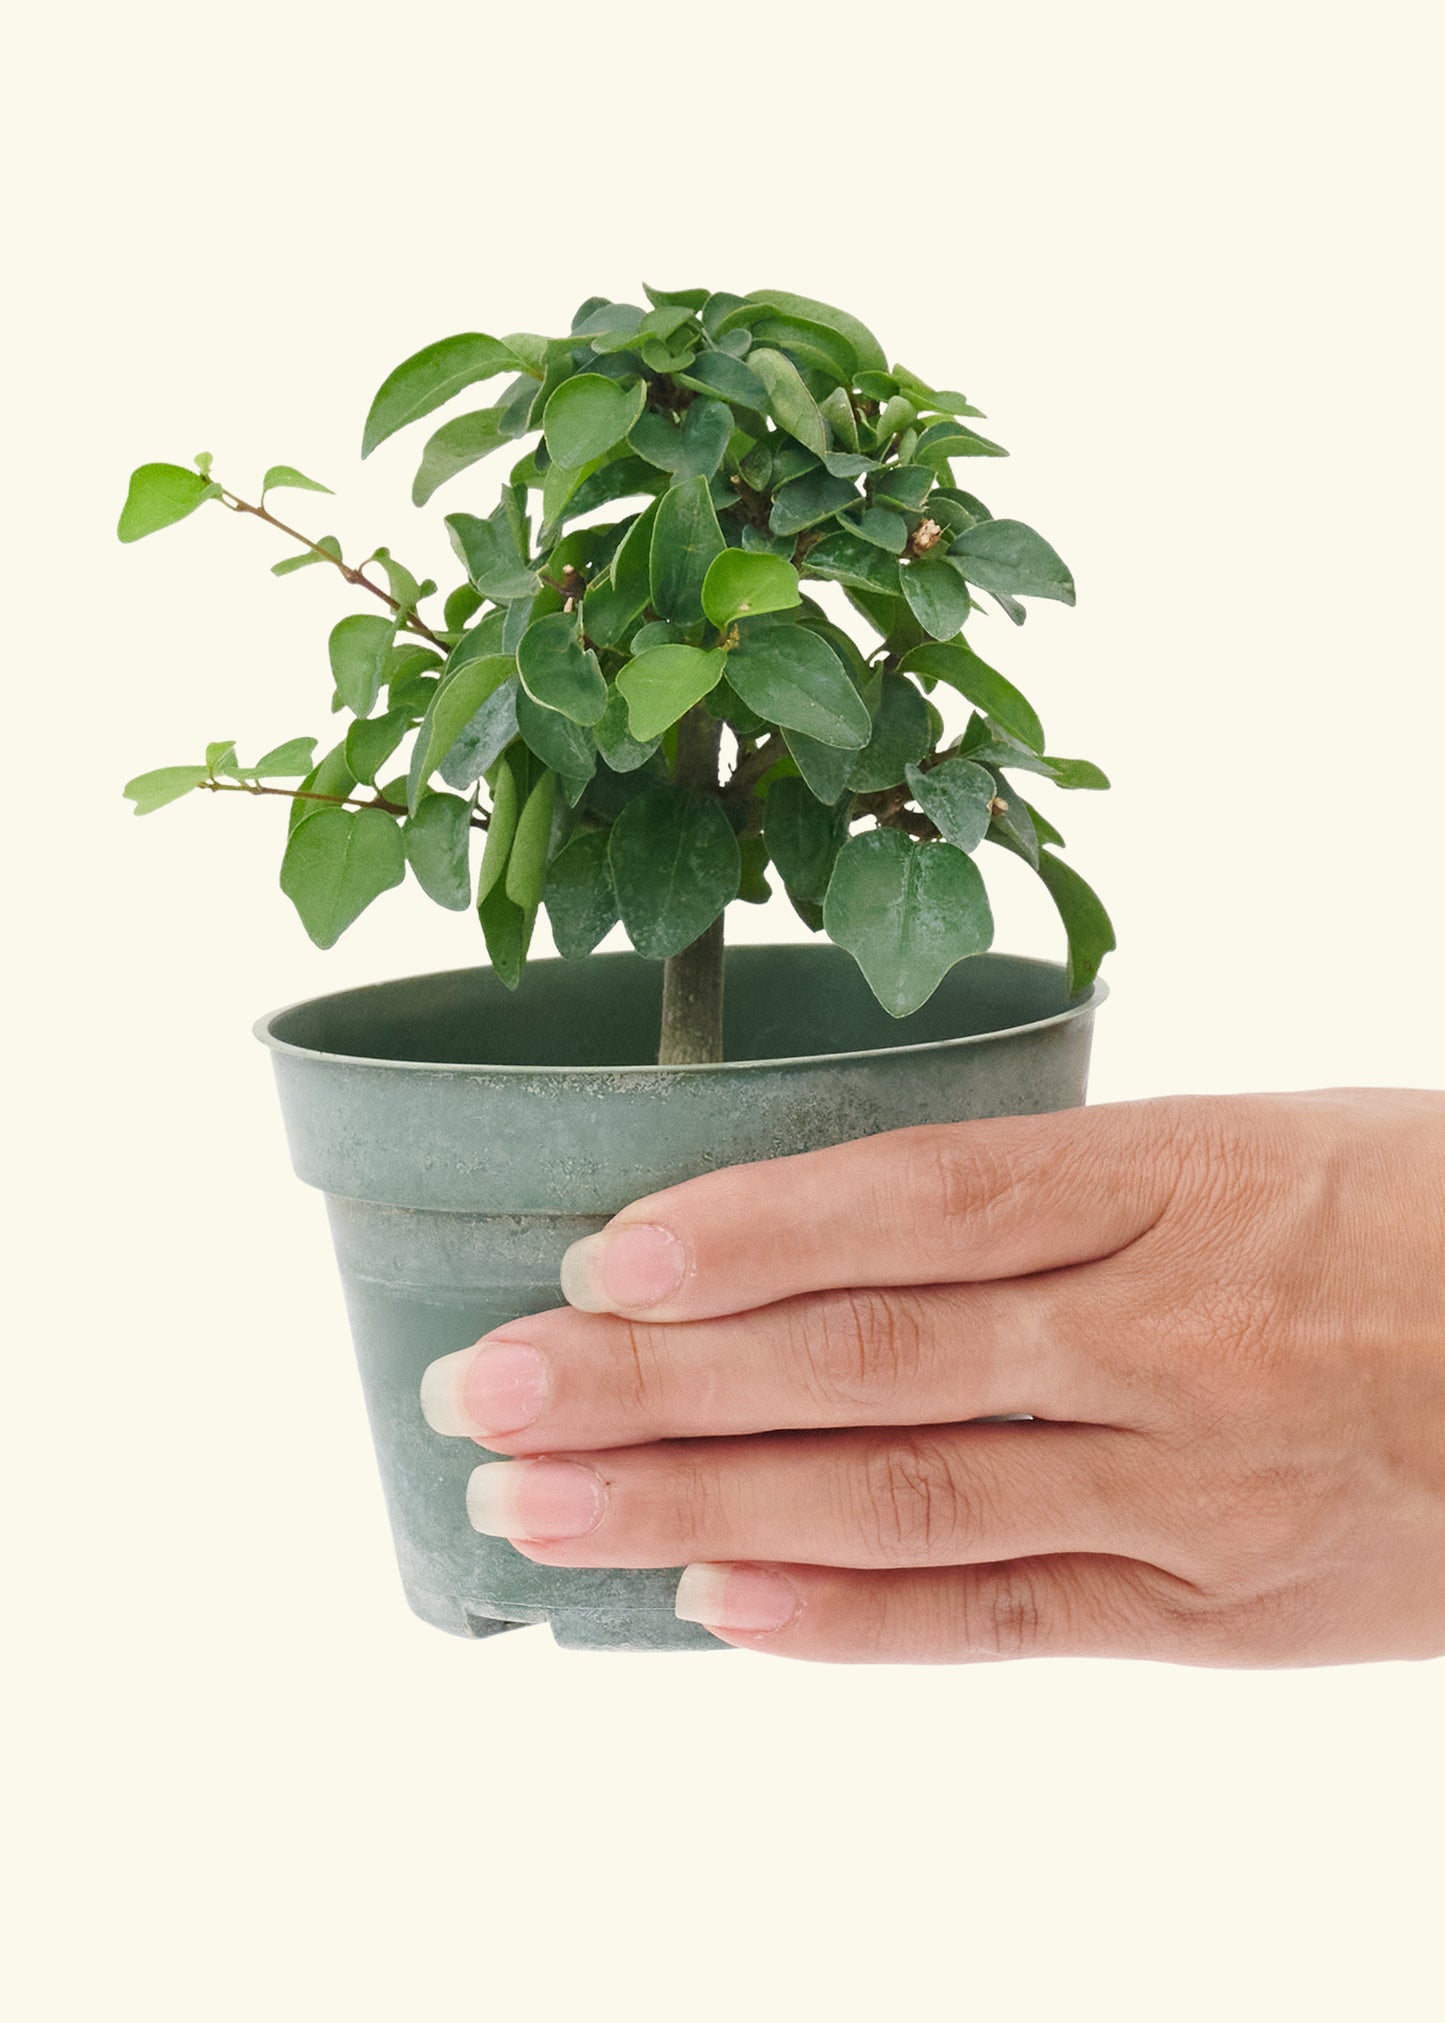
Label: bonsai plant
xmin=120 ymin=286 xmax=1115 ymax=1650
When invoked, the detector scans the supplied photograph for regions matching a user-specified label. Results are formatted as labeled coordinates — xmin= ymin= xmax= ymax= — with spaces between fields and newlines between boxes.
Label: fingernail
xmin=674 ymin=1563 xmax=802 ymax=1634
xmin=560 ymin=1224 xmax=686 ymax=1313
xmin=420 ymin=1342 xmax=549 ymax=1440
xmin=467 ymin=1460 xmax=607 ymax=1540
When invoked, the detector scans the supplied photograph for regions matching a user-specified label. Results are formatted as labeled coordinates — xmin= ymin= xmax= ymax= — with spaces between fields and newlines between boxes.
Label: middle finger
xmin=421 ymin=1272 xmax=1153 ymax=1455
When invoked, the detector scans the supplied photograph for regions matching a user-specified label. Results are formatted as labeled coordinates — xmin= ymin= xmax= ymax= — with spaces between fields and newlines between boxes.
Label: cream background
xmin=6 ymin=2 xmax=1442 ymax=2017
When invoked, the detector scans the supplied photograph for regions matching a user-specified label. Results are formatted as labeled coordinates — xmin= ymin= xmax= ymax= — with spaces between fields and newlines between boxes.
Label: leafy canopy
xmin=119 ymin=287 xmax=1115 ymax=1025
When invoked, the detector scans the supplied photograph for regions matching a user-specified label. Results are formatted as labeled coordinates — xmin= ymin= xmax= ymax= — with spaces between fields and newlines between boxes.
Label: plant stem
xmin=197 ymin=778 xmax=489 ymax=828
xmin=659 ymin=707 xmax=726 ymax=1067
xmin=220 ymin=489 xmax=449 ymax=649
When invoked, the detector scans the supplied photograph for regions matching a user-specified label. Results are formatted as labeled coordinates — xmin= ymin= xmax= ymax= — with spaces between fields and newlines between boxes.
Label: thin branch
xmin=220 ymin=488 xmax=449 ymax=649
xmin=725 ymin=735 xmax=781 ymax=797
xmin=198 ymin=778 xmax=489 ymax=829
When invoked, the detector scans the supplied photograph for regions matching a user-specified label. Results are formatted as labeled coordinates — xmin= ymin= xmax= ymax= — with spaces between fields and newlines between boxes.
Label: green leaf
xmin=617 ymin=645 xmax=726 ymax=741
xmin=1023 ymin=799 xmax=1066 ymax=850
xmin=727 ymin=625 xmax=871 ymax=749
xmin=556 ymin=454 xmax=665 ymax=526
xmin=289 ymin=741 xmax=355 ymax=834
xmin=821 ymin=449 xmax=882 ymax=481
xmin=738 ymin=525 xmax=793 ymax=560
xmin=272 ymin=534 xmax=342 ymax=577
xmin=644 ymin=284 xmax=710 ymax=312
xmin=261 ymin=464 xmax=331 ymax=499
xmin=900 ymin=557 xmax=972 ymax=640
xmin=641 ymin=304 xmax=696 ymax=343
xmin=769 ymin=469 xmax=860 ymax=538
xmin=1046 ymin=756 xmax=1111 ymax=791
xmin=782 ymin=727 xmax=856 ymax=804
xmin=517 ymin=611 xmax=607 ymax=725
xmin=649 ymin=474 xmax=725 ymax=626
xmin=279 ymin=807 xmax=406 ymax=948
xmin=747 ymin=348 xmax=828 ymax=458
xmin=571 ymin=302 xmax=646 ymax=350
xmin=362 ymin=334 xmax=524 ymax=457
xmin=593 ymin=687 xmax=661 ymax=773
xmin=544 ymin=374 xmax=647 ymax=472
xmin=367 ymin=547 xmax=430 ymax=616
xmin=848 ymin=674 xmax=932 ymax=792
xmin=764 ymin=775 xmax=849 ymax=907
xmin=345 ymin=707 xmax=411 ymax=787
xmin=894 ymin=369 xmax=985 ymax=417
xmin=413 ymin=406 xmax=516 ymax=507
xmin=819 ymin=385 xmax=860 ymax=451
xmin=504 ymin=770 xmax=557 ymax=910
xmin=707 ymin=674 xmax=769 ymax=738
xmin=609 ymin=785 xmax=741 ymax=960
xmin=1034 ymin=850 xmax=1115 ymax=994
xmin=702 ymin=291 xmax=746 ymax=336
xmin=515 ymin=688 xmax=596 ymax=790
xmin=824 ymin=828 xmax=994 ymax=1017
xmin=898 ymin=640 xmax=1046 ymax=752
xmin=205 ymin=740 xmax=238 ymax=777
xmin=501 ymin=331 xmax=551 ymax=372
xmin=915 ymin=420 xmax=1008 ymax=464
xmin=408 ymin=651 xmax=513 ymax=809
xmin=741 ymin=290 xmax=887 ymax=375
xmin=905 ymin=756 xmax=995 ymax=854
xmin=737 ymin=834 xmax=771 ymax=904
xmin=718 ymin=308 xmax=855 ymax=382
xmin=404 ymin=791 xmax=473 ymax=910
xmin=443 ymin=583 xmax=483 ymax=631
xmin=477 ymin=881 xmax=534 ymax=990
xmin=122 ymin=764 xmax=210 ymax=814
xmin=581 ymin=499 xmax=658 ymax=648
xmin=329 ymin=613 xmax=396 ymax=719
xmin=949 ymin=519 xmax=1076 ymax=605
xmin=982 ymin=770 xmax=1040 ymax=866
xmin=674 ymin=352 xmax=769 ymax=411
xmin=871 ymin=464 xmax=935 ymax=510
xmin=117 ymin=464 xmax=219 ymax=543
xmin=845 ymin=506 xmax=908 ymax=554
xmin=438 ymin=675 xmax=518 ymax=792
xmin=251 ymin=736 xmax=317 ymax=779
xmin=630 ymin=399 xmax=732 ymax=479
xmin=445 ymin=510 xmax=537 ymax=601
xmin=543 ymin=829 xmax=619 ymax=958
xmin=804 ymin=529 xmax=901 ymax=597
xmin=477 ymin=751 xmax=522 ymax=902
xmin=701 ymin=551 xmax=801 ymax=629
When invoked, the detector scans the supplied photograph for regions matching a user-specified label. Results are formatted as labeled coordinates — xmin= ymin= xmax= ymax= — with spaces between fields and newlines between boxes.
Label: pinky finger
xmin=674 ymin=1556 xmax=1214 ymax=1666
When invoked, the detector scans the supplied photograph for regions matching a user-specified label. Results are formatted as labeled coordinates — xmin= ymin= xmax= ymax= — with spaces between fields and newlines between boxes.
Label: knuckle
xmin=856 ymin=1437 xmax=971 ymax=1564
xmin=1187 ymin=1455 xmax=1342 ymax=1593
xmin=658 ymin=1445 xmax=732 ymax=1551
xmin=957 ymin=1563 xmax=1052 ymax=1659
xmin=610 ymin=1318 xmax=664 ymax=1418
xmin=794 ymin=1289 xmax=931 ymax=1411
xmin=905 ymin=1124 xmax=1038 ymax=1245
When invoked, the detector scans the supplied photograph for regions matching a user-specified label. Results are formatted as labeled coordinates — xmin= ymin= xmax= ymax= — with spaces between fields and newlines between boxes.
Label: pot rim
xmin=254 ymin=947 xmax=1107 ymax=1079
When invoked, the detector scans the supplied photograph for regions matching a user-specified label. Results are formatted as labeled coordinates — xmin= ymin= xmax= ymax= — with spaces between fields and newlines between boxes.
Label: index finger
xmin=559 ymin=1094 xmax=1186 ymax=1322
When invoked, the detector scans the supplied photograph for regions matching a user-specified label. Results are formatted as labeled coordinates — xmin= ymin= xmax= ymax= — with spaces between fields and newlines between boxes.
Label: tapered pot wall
xmin=257 ymin=944 xmax=1106 ymax=1652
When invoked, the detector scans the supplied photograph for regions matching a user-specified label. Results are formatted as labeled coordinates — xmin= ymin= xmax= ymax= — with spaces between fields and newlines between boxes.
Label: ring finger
xmin=465 ymin=1419 xmax=1173 ymax=1574
xmin=422 ymin=1270 xmax=1152 ymax=1456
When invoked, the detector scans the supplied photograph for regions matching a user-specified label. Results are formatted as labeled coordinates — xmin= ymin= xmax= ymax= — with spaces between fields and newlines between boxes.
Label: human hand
xmin=420 ymin=1089 xmax=1445 ymax=1666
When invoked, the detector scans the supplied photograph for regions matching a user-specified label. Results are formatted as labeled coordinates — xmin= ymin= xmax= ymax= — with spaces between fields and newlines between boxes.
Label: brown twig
xmin=220 ymin=489 xmax=449 ymax=649
xmin=197 ymin=778 xmax=489 ymax=829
